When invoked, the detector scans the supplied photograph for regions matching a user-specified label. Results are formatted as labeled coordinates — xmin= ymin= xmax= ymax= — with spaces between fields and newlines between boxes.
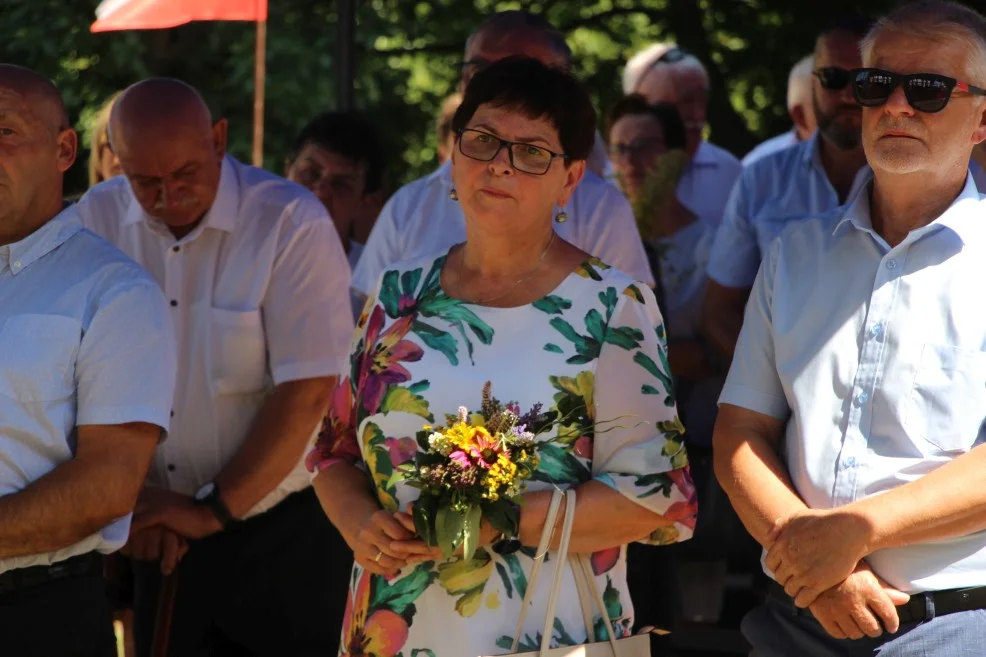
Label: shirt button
xmin=167 ymin=464 xmax=176 ymax=472
xmin=886 ymin=259 xmax=898 ymax=269
xmin=172 ymin=246 xmax=180 ymax=253
xmin=170 ymin=300 xmax=178 ymax=307
xmin=12 ymin=261 xmax=21 ymax=270
xmin=170 ymin=409 xmax=175 ymax=417
xmin=869 ymin=323 xmax=884 ymax=340
xmin=854 ymin=391 xmax=869 ymax=407
xmin=843 ymin=456 xmax=857 ymax=469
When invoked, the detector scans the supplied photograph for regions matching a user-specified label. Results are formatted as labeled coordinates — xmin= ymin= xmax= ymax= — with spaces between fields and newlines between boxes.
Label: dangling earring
xmin=449 ymin=188 xmax=459 ymax=201
xmin=555 ymin=210 xmax=568 ymax=224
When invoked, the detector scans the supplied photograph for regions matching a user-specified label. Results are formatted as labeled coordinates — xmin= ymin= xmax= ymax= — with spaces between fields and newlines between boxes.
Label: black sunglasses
xmin=852 ymin=67 xmax=986 ymax=113
xmin=814 ymin=67 xmax=852 ymax=91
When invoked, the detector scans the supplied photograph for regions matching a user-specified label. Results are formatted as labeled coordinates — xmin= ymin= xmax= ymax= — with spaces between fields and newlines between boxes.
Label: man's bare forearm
xmin=853 ymin=442 xmax=986 ymax=553
xmin=215 ymin=377 xmax=335 ymax=518
xmin=713 ymin=408 xmax=807 ymax=546
xmin=0 ymin=422 xmax=158 ymax=559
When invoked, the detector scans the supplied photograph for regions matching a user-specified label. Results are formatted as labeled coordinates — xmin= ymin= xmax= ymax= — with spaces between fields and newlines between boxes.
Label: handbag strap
xmin=538 ymin=489 xmax=578 ymax=653
xmin=573 ymin=553 xmax=623 ymax=655
xmin=510 ymin=488 xmax=565 ymax=652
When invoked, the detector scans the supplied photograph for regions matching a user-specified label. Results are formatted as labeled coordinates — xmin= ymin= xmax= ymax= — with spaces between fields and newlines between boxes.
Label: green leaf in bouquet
xmin=436 ymin=506 xmax=466 ymax=558
xmin=484 ymin=499 xmax=519 ymax=537
xmin=462 ymin=505 xmax=483 ymax=562
xmin=385 ymin=463 xmax=415 ymax=490
xmin=413 ymin=494 xmax=439 ymax=548
xmin=415 ymin=429 xmax=431 ymax=451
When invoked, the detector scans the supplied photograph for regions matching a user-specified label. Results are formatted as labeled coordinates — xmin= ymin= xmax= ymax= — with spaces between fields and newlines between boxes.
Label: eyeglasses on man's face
xmin=456 ymin=128 xmax=567 ymax=175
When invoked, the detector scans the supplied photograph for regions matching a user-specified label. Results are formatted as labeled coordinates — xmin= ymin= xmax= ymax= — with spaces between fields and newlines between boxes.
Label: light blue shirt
xmin=741 ymin=129 xmax=800 ymax=166
xmin=0 ymin=206 xmax=176 ymax=574
xmin=722 ymin=172 xmax=986 ymax=592
xmin=677 ymin=140 xmax=743 ymax=233
xmin=707 ymin=132 xmax=869 ymax=288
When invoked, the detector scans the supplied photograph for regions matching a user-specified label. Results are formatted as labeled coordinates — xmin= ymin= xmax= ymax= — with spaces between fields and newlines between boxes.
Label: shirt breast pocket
xmin=0 ymin=314 xmax=81 ymax=403
xmin=905 ymin=343 xmax=986 ymax=453
xmin=210 ymin=308 xmax=268 ymax=395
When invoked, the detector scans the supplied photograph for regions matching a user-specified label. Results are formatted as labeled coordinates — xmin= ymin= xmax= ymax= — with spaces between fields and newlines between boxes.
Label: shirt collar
xmin=834 ymin=171 xmax=984 ymax=245
xmin=434 ymin=160 xmax=453 ymax=188
xmin=1 ymin=205 xmax=83 ymax=277
xmin=123 ymin=155 xmax=240 ymax=235
xmin=690 ymin=141 xmax=720 ymax=168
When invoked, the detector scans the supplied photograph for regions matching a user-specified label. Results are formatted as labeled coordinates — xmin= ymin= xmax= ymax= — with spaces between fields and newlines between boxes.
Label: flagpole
xmin=252 ymin=18 xmax=267 ymax=167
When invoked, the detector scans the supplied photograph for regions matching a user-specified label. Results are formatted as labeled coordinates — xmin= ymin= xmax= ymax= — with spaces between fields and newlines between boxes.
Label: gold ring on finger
xmin=373 ymin=550 xmax=383 ymax=563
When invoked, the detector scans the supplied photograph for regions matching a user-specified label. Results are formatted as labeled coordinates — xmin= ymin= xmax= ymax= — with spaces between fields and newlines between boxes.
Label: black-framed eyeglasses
xmin=456 ymin=128 xmax=568 ymax=175
xmin=852 ymin=67 xmax=986 ymax=114
xmin=814 ymin=67 xmax=852 ymax=91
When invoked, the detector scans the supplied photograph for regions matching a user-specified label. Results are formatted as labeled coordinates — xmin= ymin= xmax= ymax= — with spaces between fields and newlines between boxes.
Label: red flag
xmin=91 ymin=0 xmax=268 ymax=32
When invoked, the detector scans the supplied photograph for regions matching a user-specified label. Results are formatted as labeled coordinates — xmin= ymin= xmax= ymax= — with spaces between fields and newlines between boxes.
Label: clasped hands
xmin=765 ymin=508 xmax=910 ymax=640
xmin=351 ymin=508 xmax=499 ymax=577
xmin=122 ymin=487 xmax=222 ymax=575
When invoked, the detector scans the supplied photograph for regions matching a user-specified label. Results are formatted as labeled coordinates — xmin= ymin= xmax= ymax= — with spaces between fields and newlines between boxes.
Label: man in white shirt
xmin=352 ymin=11 xmax=654 ymax=300
xmin=714 ymin=3 xmax=986 ymax=653
xmin=742 ymin=54 xmax=817 ymax=166
xmin=75 ymin=78 xmax=354 ymax=657
xmin=701 ymin=17 xmax=871 ymax=360
xmin=625 ymin=43 xmax=744 ymax=233
xmin=0 ymin=65 xmax=176 ymax=657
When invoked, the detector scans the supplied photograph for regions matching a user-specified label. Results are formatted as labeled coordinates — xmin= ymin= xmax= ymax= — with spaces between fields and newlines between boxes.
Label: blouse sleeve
xmin=305 ymin=291 xmax=376 ymax=475
xmin=591 ymin=283 xmax=697 ymax=545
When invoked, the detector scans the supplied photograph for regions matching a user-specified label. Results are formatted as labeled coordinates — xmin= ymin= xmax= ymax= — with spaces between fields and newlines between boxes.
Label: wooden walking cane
xmin=150 ymin=570 xmax=180 ymax=657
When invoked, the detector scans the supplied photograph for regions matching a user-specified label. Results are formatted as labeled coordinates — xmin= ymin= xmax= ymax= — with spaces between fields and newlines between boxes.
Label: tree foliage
xmin=2 ymin=0 xmax=895 ymax=196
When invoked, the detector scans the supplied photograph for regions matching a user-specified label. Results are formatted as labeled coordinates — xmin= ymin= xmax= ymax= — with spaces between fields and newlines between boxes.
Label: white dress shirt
xmin=741 ymin=129 xmax=799 ymax=166
xmin=651 ymin=220 xmax=714 ymax=340
xmin=676 ymin=140 xmax=743 ymax=233
xmin=722 ymin=172 xmax=986 ymax=592
xmin=0 ymin=206 xmax=176 ymax=574
xmin=351 ymin=161 xmax=654 ymax=295
xmin=707 ymin=132 xmax=870 ymax=289
xmin=76 ymin=156 xmax=354 ymax=518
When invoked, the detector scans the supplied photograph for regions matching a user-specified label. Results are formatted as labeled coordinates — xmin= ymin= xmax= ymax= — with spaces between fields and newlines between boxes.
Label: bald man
xmin=352 ymin=10 xmax=654 ymax=307
xmin=624 ymin=44 xmax=743 ymax=240
xmin=75 ymin=78 xmax=354 ymax=656
xmin=742 ymin=55 xmax=818 ymax=166
xmin=0 ymin=65 xmax=176 ymax=656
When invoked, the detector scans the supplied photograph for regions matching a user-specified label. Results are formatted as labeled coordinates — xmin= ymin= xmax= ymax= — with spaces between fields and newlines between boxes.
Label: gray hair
xmin=622 ymin=42 xmax=710 ymax=95
xmin=787 ymin=54 xmax=814 ymax=112
xmin=861 ymin=1 xmax=986 ymax=85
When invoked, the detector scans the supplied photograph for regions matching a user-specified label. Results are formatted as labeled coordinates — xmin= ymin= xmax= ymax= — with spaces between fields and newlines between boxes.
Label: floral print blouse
xmin=307 ymin=253 xmax=697 ymax=657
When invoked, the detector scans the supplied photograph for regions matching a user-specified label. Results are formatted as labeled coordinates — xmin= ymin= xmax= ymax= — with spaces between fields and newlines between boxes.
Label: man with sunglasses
xmin=351 ymin=10 xmax=654 ymax=306
xmin=715 ymin=2 xmax=986 ymax=654
xmin=701 ymin=16 xmax=872 ymax=361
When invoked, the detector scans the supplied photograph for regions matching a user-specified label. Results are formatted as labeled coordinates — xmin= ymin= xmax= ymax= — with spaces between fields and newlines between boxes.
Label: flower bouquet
xmin=388 ymin=382 xmax=553 ymax=561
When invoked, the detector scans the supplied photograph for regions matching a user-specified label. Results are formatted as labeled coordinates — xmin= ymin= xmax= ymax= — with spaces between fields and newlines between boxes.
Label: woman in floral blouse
xmin=308 ymin=57 xmax=697 ymax=657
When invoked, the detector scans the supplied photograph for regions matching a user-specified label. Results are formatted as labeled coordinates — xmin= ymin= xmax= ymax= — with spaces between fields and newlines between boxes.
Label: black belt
xmin=0 ymin=552 xmax=103 ymax=596
xmin=768 ymin=579 xmax=986 ymax=623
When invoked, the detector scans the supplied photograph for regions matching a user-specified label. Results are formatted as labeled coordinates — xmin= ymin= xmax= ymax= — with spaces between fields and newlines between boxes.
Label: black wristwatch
xmin=193 ymin=481 xmax=238 ymax=531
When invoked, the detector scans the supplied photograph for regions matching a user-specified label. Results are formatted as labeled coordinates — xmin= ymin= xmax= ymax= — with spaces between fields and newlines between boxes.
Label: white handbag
xmin=482 ymin=488 xmax=651 ymax=657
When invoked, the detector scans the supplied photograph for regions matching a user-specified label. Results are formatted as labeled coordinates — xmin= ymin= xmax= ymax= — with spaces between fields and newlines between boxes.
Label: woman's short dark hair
xmin=606 ymin=95 xmax=687 ymax=151
xmin=451 ymin=57 xmax=597 ymax=162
